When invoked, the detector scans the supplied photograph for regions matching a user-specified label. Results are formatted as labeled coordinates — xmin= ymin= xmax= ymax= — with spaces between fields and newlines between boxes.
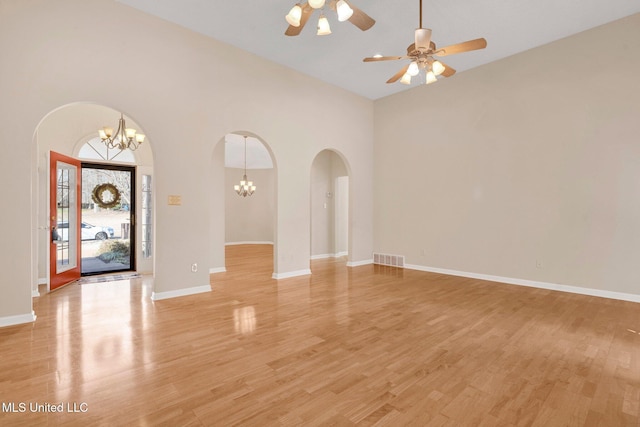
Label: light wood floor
xmin=1 ymin=244 xmax=639 ymax=426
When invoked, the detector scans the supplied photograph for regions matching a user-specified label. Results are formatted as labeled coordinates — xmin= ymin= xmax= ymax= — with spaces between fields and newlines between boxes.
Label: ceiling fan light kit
xmin=362 ymin=0 xmax=487 ymax=87
xmin=284 ymin=0 xmax=375 ymax=36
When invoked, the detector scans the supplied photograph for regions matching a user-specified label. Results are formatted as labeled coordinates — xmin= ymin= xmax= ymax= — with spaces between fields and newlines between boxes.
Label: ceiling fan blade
xmin=439 ymin=61 xmax=456 ymax=77
xmin=387 ymin=64 xmax=410 ymax=84
xmin=363 ymin=55 xmax=407 ymax=62
xmin=285 ymin=3 xmax=313 ymax=36
xmin=436 ymin=38 xmax=487 ymax=56
xmin=348 ymin=4 xmax=376 ymax=31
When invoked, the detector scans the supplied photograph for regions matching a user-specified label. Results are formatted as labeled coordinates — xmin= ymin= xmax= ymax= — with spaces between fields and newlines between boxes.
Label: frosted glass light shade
xmin=432 ymin=60 xmax=445 ymax=76
xmin=317 ymin=14 xmax=331 ymax=35
xmin=336 ymin=0 xmax=354 ymax=21
xmin=285 ymin=4 xmax=302 ymax=26
xmin=407 ymin=61 xmax=419 ymax=77
xmin=400 ymin=73 xmax=412 ymax=85
xmin=426 ymin=71 xmax=437 ymax=84
xmin=308 ymin=0 xmax=325 ymax=8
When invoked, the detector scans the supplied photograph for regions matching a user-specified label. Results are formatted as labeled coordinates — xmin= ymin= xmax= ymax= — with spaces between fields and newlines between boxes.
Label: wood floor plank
xmin=0 ymin=244 xmax=639 ymax=425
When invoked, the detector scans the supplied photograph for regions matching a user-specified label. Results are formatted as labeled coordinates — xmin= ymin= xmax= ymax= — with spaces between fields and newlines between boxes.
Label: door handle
xmin=51 ymin=226 xmax=60 ymax=243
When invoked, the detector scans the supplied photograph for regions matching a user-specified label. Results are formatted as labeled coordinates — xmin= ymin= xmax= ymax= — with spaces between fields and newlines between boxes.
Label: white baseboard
xmin=310 ymin=252 xmax=348 ymax=260
xmin=225 ymin=241 xmax=274 ymax=246
xmin=151 ymin=285 xmax=211 ymax=301
xmin=404 ymin=264 xmax=640 ymax=304
xmin=32 ymin=289 xmax=40 ymax=297
xmin=347 ymin=259 xmax=373 ymax=267
xmin=209 ymin=267 xmax=226 ymax=274
xmin=0 ymin=311 xmax=37 ymax=328
xmin=272 ymin=269 xmax=312 ymax=280
xmin=38 ymin=278 xmax=47 ymax=285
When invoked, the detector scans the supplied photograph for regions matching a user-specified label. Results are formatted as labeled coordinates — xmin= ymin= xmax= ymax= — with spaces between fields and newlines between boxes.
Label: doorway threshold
xmin=77 ymin=272 xmax=140 ymax=284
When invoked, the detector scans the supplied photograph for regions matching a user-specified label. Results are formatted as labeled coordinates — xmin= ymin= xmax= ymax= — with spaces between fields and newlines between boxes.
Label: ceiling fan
xmin=285 ymin=0 xmax=375 ymax=36
xmin=363 ymin=0 xmax=487 ymax=85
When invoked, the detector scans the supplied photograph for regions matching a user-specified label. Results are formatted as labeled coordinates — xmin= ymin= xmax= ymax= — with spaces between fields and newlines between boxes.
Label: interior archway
xmin=33 ymin=103 xmax=154 ymax=292
xmin=209 ymin=132 xmax=277 ymax=278
xmin=310 ymin=149 xmax=350 ymax=265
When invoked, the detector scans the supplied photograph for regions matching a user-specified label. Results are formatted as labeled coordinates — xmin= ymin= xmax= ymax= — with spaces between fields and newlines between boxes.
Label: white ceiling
xmin=116 ymin=0 xmax=638 ymax=100
xmin=225 ymin=134 xmax=273 ymax=170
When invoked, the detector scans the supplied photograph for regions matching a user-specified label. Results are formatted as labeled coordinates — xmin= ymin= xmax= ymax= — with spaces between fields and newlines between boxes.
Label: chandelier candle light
xmin=98 ymin=113 xmax=145 ymax=151
xmin=234 ymin=136 xmax=256 ymax=197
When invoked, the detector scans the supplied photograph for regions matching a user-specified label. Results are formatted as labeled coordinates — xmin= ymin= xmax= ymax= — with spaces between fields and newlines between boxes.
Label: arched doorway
xmin=34 ymin=103 xmax=154 ymax=292
xmin=310 ymin=149 xmax=350 ymax=263
xmin=210 ymin=132 xmax=277 ymax=277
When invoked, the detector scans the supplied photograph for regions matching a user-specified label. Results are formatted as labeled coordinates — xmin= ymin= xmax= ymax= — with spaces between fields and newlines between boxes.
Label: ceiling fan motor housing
xmin=415 ymin=28 xmax=432 ymax=51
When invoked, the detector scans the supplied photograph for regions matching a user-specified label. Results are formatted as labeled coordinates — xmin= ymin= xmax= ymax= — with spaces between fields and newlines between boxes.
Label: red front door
xmin=49 ymin=151 xmax=81 ymax=291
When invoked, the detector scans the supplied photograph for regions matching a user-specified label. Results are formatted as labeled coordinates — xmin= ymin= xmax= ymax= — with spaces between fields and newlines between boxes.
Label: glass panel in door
xmin=49 ymin=151 xmax=81 ymax=290
xmin=81 ymin=164 xmax=135 ymax=275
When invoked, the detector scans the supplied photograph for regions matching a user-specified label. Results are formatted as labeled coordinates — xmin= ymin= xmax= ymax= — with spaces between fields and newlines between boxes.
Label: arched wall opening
xmin=33 ymin=103 xmax=155 ymax=294
xmin=210 ymin=131 xmax=277 ymax=276
xmin=310 ymin=149 xmax=351 ymax=263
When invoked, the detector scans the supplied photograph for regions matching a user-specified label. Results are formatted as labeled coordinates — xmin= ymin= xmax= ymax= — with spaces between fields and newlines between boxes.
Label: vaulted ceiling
xmin=116 ymin=0 xmax=639 ymax=100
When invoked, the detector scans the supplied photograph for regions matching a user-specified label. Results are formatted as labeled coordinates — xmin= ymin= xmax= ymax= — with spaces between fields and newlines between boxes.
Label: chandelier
xmin=234 ymin=136 xmax=256 ymax=197
xmin=98 ymin=113 xmax=145 ymax=151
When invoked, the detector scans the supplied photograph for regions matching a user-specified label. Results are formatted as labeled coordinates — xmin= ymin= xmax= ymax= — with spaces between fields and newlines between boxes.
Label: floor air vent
xmin=373 ymin=253 xmax=405 ymax=268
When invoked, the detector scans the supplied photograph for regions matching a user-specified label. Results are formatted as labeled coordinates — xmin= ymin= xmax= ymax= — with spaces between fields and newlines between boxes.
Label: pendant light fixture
xmin=234 ymin=136 xmax=256 ymax=197
xmin=98 ymin=113 xmax=145 ymax=151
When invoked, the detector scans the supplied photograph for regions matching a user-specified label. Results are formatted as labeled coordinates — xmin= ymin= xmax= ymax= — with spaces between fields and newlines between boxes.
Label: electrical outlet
xmin=191 ymin=263 xmax=198 ymax=272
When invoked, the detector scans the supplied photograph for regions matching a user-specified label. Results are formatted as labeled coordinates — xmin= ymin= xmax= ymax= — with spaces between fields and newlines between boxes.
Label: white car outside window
xmin=56 ymin=222 xmax=115 ymax=241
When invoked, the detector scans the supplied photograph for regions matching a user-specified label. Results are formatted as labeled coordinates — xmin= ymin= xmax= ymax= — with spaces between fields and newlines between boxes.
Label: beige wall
xmin=374 ymin=14 xmax=640 ymax=297
xmin=0 ymin=0 xmax=374 ymax=322
xmin=225 ymin=168 xmax=275 ymax=244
